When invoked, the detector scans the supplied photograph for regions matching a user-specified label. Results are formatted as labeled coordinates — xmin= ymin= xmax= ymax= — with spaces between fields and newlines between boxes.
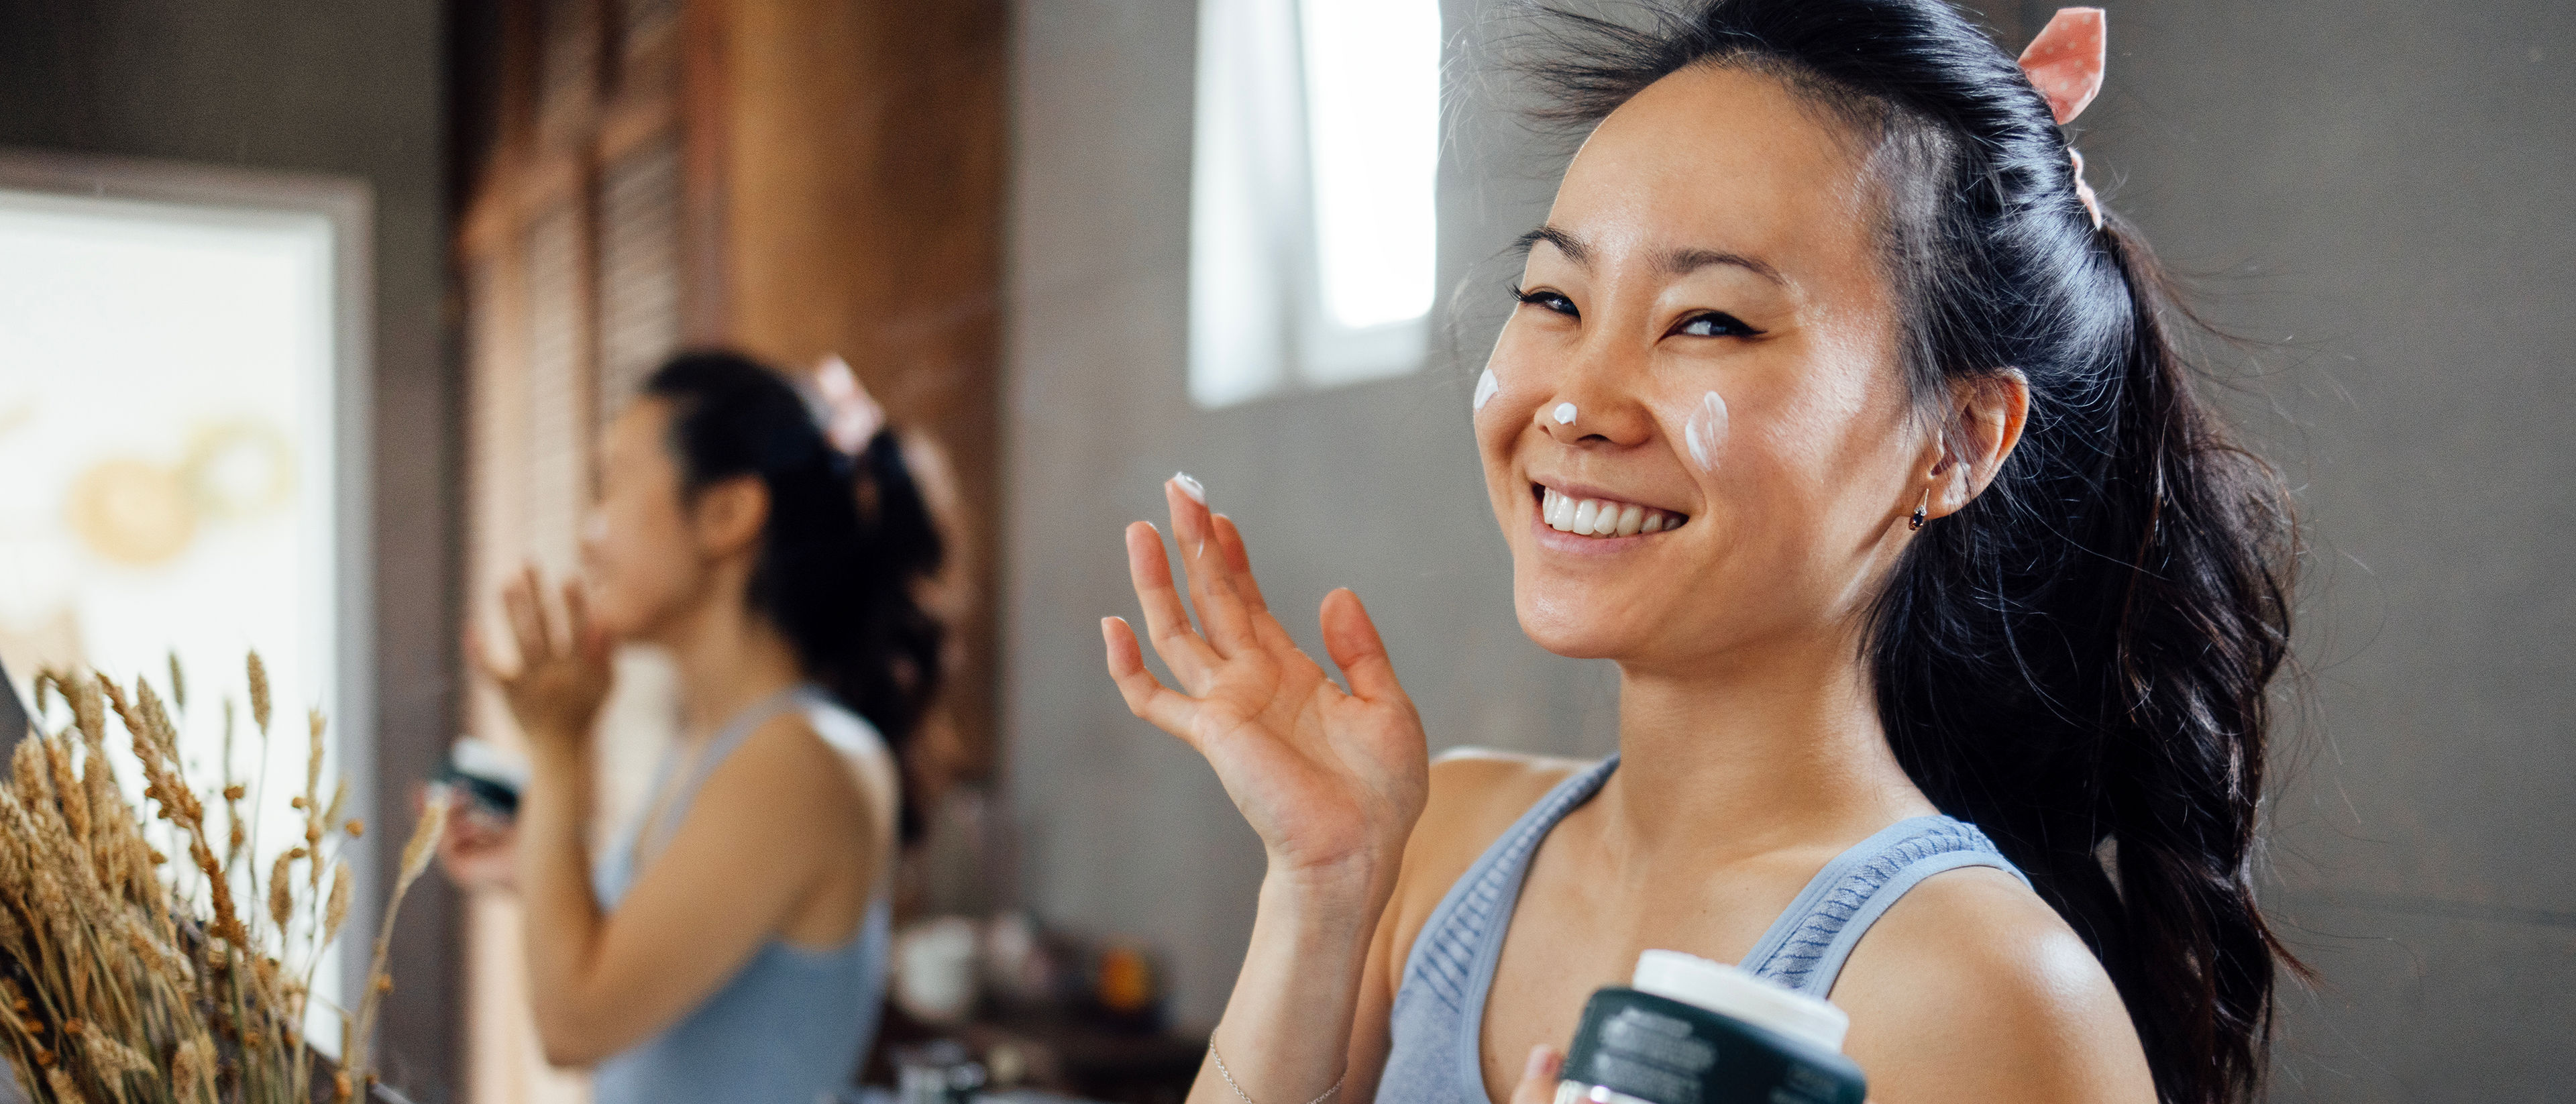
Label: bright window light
xmin=1301 ymin=0 xmax=1440 ymax=331
xmin=1190 ymin=0 xmax=1442 ymax=406
xmin=1188 ymin=0 xmax=1303 ymax=408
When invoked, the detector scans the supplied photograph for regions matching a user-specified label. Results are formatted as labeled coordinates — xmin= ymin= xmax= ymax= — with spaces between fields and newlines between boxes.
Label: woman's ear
xmin=1927 ymin=369 xmax=2031 ymax=520
xmin=690 ymin=474 xmax=771 ymax=559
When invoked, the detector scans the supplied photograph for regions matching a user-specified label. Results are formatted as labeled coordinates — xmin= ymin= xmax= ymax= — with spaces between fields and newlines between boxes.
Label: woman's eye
xmin=1513 ymin=286 xmax=1578 ymax=319
xmin=1674 ymin=311 xmax=1760 ymax=339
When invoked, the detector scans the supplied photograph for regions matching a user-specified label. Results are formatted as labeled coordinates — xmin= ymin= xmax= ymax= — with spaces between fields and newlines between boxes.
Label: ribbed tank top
xmin=590 ymin=684 xmax=896 ymax=1104
xmin=1376 ymin=755 xmax=2026 ymax=1103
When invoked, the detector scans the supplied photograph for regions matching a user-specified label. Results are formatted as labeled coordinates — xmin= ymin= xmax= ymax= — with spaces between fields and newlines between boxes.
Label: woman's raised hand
xmin=468 ymin=563 xmax=614 ymax=753
xmin=1102 ymin=478 xmax=1429 ymax=897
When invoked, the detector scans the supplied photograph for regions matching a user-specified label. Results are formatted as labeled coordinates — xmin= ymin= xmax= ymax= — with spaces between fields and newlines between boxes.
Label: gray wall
xmin=1003 ymin=0 xmax=2575 ymax=1096
xmin=0 ymin=1 xmax=460 ymax=1099
xmin=2070 ymin=0 xmax=2576 ymax=1098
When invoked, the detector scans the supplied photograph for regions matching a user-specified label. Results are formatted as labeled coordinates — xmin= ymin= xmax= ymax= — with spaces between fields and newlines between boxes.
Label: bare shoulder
xmin=1377 ymin=749 xmax=1591 ymax=963
xmin=1413 ymin=747 xmax=1589 ymax=877
xmin=689 ymin=712 xmax=869 ymax=844
xmin=1833 ymin=867 xmax=2156 ymax=1104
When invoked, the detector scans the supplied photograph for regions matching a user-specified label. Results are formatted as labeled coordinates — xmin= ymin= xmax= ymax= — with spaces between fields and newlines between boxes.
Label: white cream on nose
xmin=1552 ymin=402 xmax=1578 ymax=425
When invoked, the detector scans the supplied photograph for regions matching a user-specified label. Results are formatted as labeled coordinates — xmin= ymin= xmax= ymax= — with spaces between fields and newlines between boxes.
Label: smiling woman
xmin=1102 ymin=3 xmax=2296 ymax=1104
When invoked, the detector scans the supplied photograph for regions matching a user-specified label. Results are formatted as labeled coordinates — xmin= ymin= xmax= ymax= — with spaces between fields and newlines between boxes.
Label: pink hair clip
xmin=813 ymin=354 xmax=886 ymax=456
xmin=2018 ymin=7 xmax=2108 ymax=229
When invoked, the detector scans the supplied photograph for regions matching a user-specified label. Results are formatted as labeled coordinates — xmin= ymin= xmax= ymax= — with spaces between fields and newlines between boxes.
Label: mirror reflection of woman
xmin=1107 ymin=3 xmax=2294 ymax=1103
xmin=460 ymin=352 xmax=946 ymax=1104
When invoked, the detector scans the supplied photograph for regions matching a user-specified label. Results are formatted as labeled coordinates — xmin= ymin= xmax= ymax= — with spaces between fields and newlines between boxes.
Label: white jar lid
xmin=1631 ymin=950 xmax=1850 ymax=1053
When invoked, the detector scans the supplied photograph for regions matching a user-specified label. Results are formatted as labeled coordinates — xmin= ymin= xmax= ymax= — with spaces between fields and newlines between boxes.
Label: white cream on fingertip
xmin=1682 ymin=390 xmax=1729 ymax=473
xmin=1171 ymin=471 xmax=1207 ymax=504
xmin=1473 ymin=366 xmax=1501 ymax=413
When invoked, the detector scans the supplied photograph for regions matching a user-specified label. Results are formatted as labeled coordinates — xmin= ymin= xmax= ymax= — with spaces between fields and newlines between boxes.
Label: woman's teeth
xmin=1539 ymin=487 xmax=1684 ymax=538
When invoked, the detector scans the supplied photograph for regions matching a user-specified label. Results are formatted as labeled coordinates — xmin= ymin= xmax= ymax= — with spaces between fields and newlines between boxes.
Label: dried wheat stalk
xmin=1 ymin=655 xmax=443 ymax=1104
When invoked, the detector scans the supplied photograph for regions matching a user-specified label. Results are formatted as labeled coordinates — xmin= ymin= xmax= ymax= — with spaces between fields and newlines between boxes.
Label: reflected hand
xmin=425 ymin=784 xmax=521 ymax=893
xmin=468 ymin=563 xmax=612 ymax=753
xmin=1101 ymin=478 xmax=1429 ymax=895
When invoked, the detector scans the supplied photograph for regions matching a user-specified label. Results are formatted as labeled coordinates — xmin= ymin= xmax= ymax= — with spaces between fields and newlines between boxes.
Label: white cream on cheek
xmin=1682 ymin=390 xmax=1729 ymax=473
xmin=1472 ymin=366 xmax=1501 ymax=413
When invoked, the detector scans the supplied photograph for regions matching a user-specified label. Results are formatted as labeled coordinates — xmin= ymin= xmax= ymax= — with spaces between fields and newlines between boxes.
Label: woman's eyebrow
xmin=1513 ymin=224 xmax=1785 ymax=288
xmin=1512 ymin=224 xmax=1591 ymax=265
xmin=1657 ymin=246 xmax=1785 ymax=286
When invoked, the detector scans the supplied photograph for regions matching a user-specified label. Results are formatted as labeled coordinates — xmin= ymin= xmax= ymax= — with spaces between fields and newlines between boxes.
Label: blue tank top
xmin=1377 ymin=755 xmax=2026 ymax=1103
xmin=590 ymin=685 xmax=896 ymax=1104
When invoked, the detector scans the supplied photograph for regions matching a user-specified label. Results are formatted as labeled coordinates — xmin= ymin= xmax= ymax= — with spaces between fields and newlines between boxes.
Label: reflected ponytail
xmin=1517 ymin=3 xmax=2299 ymax=1100
xmin=645 ymin=351 xmax=947 ymax=841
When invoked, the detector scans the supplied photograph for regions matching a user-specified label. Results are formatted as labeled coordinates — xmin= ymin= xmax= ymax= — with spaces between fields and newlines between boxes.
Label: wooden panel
xmin=720 ymin=0 xmax=1010 ymax=790
xmin=619 ymin=0 xmax=678 ymax=49
xmin=676 ymin=0 xmax=730 ymax=345
xmin=596 ymin=136 xmax=682 ymax=427
xmin=466 ymin=256 xmax=526 ymax=603
xmin=536 ymin=0 xmax=601 ymax=145
xmin=523 ymin=203 xmax=591 ymax=573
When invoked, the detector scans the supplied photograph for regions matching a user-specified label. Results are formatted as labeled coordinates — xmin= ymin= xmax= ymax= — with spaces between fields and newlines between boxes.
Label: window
xmin=1190 ymin=0 xmax=1443 ymax=407
xmin=0 ymin=162 xmax=365 ymax=1052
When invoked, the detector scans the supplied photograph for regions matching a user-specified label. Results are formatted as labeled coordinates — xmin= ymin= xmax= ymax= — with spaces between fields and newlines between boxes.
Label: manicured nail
xmin=1172 ymin=471 xmax=1207 ymax=504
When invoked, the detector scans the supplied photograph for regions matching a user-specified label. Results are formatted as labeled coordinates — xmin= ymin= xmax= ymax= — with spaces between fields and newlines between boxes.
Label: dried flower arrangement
xmin=0 ymin=655 xmax=445 ymax=1103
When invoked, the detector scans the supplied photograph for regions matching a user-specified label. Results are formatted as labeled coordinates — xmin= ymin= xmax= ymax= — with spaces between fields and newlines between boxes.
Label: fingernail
xmin=1523 ymin=1045 xmax=1554 ymax=1079
xmin=1172 ymin=471 xmax=1207 ymax=504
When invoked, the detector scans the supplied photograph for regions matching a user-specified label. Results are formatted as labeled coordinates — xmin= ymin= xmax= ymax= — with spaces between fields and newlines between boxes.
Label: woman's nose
xmin=1536 ymin=389 xmax=1654 ymax=447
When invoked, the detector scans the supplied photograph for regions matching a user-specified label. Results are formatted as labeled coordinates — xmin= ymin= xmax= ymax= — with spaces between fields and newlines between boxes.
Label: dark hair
xmin=643 ymin=351 xmax=947 ymax=842
xmin=1515 ymin=3 xmax=2298 ymax=1101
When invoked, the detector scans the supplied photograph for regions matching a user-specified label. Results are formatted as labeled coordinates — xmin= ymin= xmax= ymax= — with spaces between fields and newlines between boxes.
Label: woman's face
xmin=580 ymin=399 xmax=709 ymax=641
xmin=1477 ymin=64 xmax=1931 ymax=670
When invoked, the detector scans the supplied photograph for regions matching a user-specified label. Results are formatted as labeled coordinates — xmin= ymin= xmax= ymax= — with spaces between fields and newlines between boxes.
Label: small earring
xmin=1909 ymin=489 xmax=1929 ymax=531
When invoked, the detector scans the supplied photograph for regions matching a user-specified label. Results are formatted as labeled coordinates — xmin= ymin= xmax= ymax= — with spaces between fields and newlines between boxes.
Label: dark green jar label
xmin=1554 ymin=988 xmax=1866 ymax=1104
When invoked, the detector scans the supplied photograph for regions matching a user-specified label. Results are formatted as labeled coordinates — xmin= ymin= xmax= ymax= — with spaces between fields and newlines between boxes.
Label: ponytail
xmin=1515 ymin=3 xmax=2300 ymax=1100
xmin=1870 ymin=217 xmax=2298 ymax=1102
xmin=645 ymin=351 xmax=947 ymax=842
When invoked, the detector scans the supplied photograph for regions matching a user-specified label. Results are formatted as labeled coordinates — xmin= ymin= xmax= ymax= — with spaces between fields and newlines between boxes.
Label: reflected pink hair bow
xmin=2018 ymin=7 xmax=2108 ymax=228
xmin=814 ymin=354 xmax=885 ymax=456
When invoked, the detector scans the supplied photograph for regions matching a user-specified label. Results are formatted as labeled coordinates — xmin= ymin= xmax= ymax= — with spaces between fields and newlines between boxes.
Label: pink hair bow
xmin=814 ymin=354 xmax=886 ymax=456
xmin=2018 ymin=7 xmax=2107 ymax=228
